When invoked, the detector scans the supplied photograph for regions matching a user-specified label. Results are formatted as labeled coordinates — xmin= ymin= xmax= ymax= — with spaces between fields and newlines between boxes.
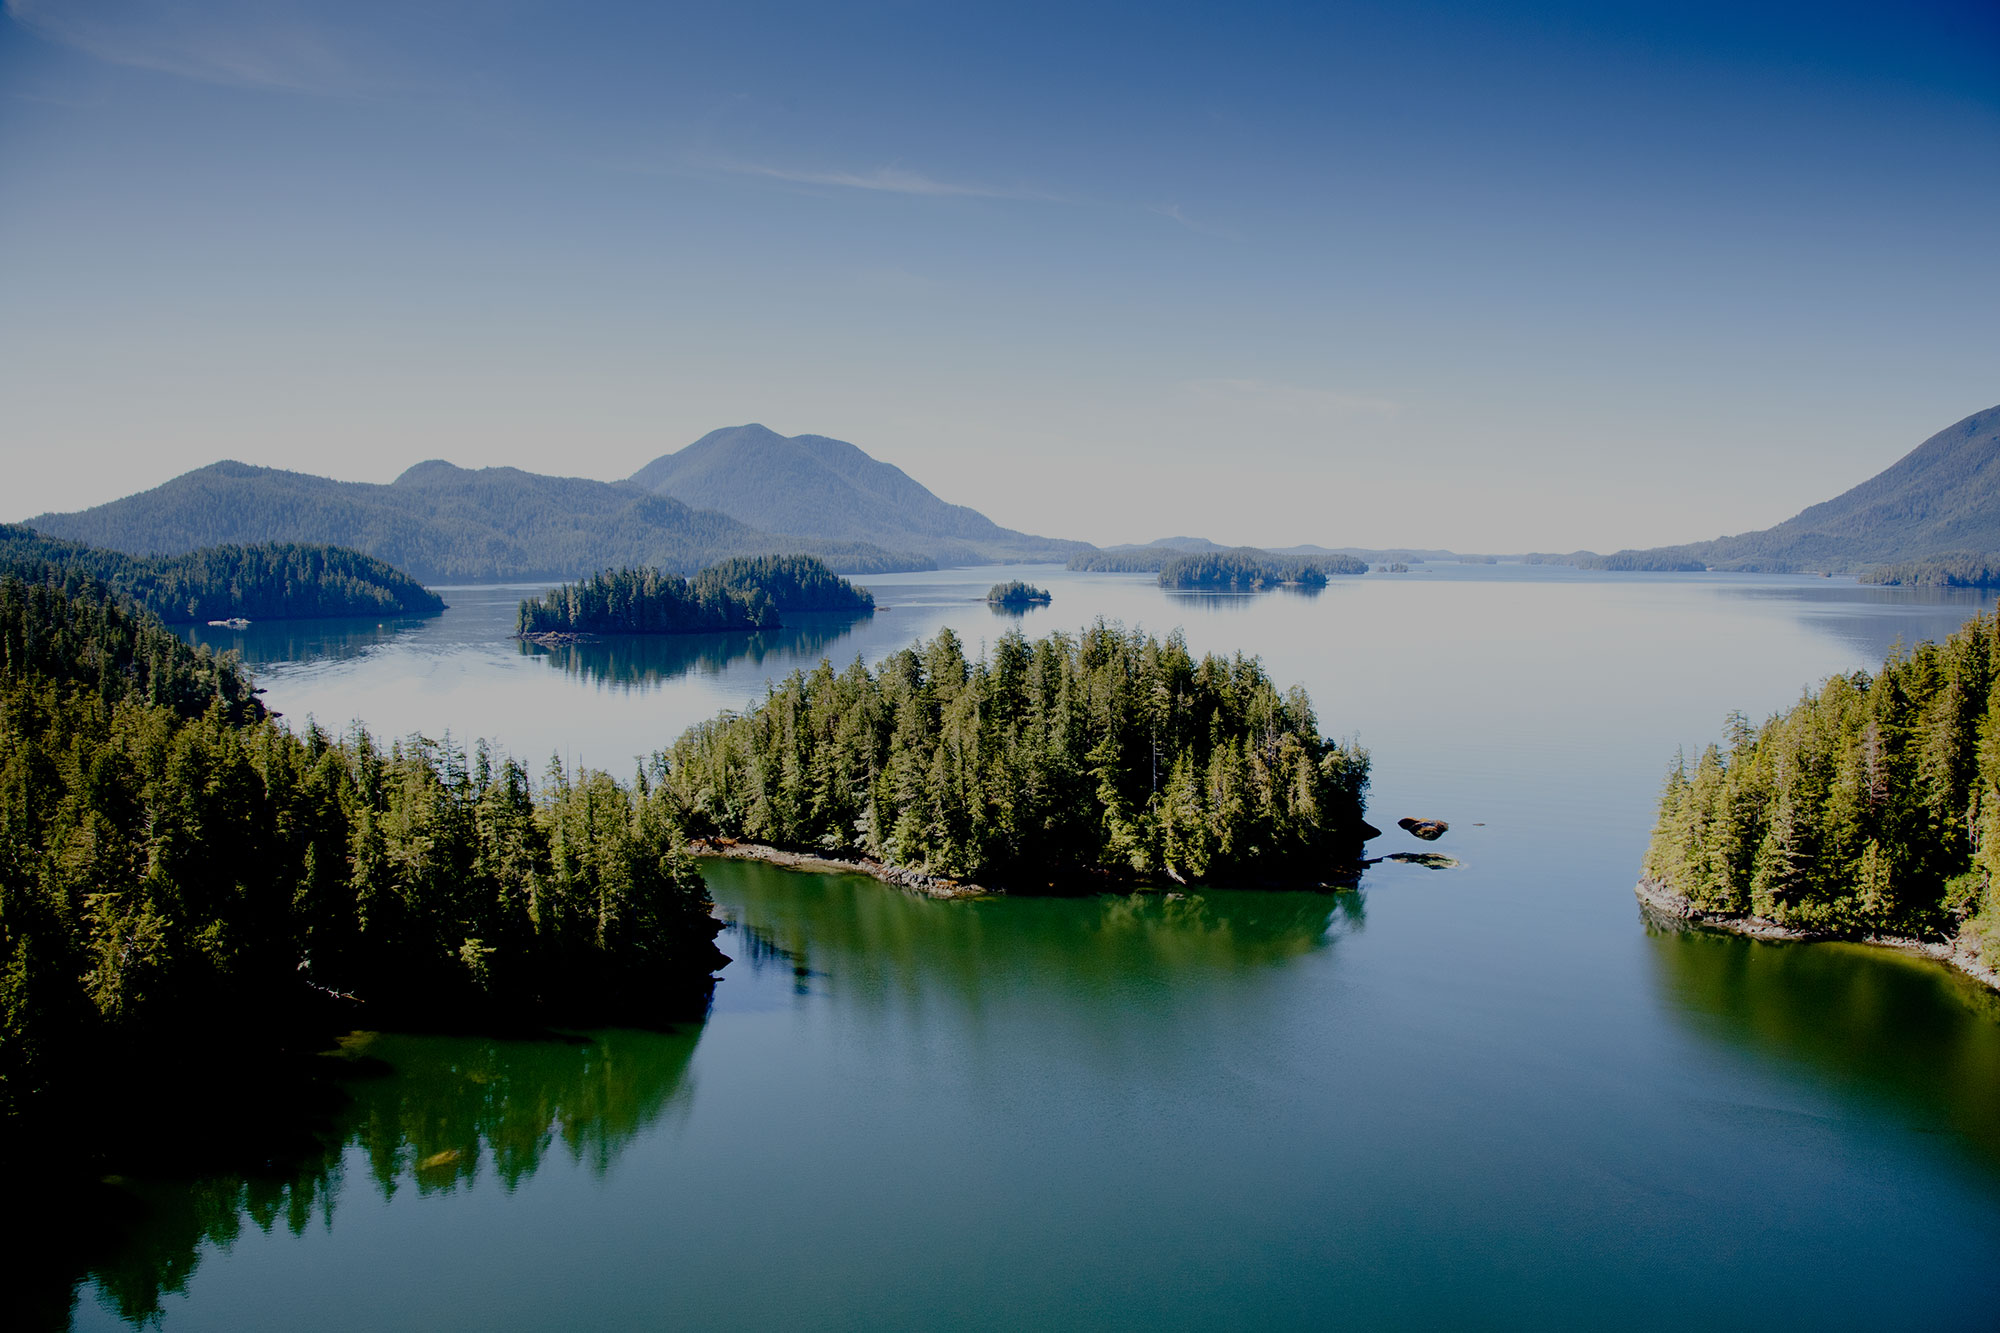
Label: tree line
xmin=1859 ymin=554 xmax=2000 ymax=589
xmin=516 ymin=554 xmax=875 ymax=637
xmin=0 ymin=573 xmax=725 ymax=1120
xmin=0 ymin=524 xmax=443 ymax=622
xmin=657 ymin=621 xmax=1372 ymax=886
xmin=1158 ymin=549 xmax=1366 ymax=589
xmin=1647 ymin=607 xmax=2000 ymax=955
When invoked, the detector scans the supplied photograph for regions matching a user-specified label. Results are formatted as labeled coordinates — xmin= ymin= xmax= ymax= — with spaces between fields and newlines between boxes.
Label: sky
xmin=2 ymin=0 xmax=1996 ymax=552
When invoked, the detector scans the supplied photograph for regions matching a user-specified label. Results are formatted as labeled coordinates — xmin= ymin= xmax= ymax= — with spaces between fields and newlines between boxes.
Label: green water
xmin=30 ymin=565 xmax=2000 ymax=1327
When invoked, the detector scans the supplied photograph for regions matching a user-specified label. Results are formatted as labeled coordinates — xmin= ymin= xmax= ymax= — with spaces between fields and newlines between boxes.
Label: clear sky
xmin=2 ymin=0 xmax=1996 ymax=551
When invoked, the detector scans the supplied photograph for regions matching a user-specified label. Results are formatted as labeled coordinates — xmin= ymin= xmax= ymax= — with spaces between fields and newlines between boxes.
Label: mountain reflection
xmin=71 ymin=1023 xmax=703 ymax=1328
xmin=520 ymin=613 xmax=869 ymax=692
xmin=1643 ymin=913 xmax=2000 ymax=1177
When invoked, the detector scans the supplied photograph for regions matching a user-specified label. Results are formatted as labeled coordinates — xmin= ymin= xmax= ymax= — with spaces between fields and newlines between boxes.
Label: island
xmin=987 ymin=580 xmax=1052 ymax=607
xmin=0 ymin=571 xmax=728 ymax=1126
xmin=1641 ymin=606 xmax=2000 ymax=990
xmin=1159 ymin=548 xmax=1366 ymax=590
xmin=517 ymin=554 xmax=873 ymax=640
xmin=657 ymin=623 xmax=1374 ymax=891
xmin=0 ymin=524 xmax=443 ymax=622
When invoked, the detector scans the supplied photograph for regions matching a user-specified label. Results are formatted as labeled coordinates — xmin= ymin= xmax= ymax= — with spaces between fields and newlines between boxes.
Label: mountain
xmin=24 ymin=459 xmax=929 ymax=583
xmin=628 ymin=424 xmax=1083 ymax=565
xmin=1595 ymin=404 xmax=2000 ymax=572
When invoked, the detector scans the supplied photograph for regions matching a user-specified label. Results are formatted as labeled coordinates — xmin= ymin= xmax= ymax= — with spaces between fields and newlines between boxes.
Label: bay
xmin=56 ymin=564 xmax=2000 ymax=1328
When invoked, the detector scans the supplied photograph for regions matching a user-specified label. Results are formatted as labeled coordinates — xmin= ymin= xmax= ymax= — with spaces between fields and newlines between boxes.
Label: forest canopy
xmin=1646 ymin=607 xmax=2000 ymax=955
xmin=0 ymin=575 xmax=725 ymax=1119
xmin=0 ymin=525 xmax=442 ymax=622
xmin=987 ymin=581 xmax=1052 ymax=605
xmin=516 ymin=555 xmax=873 ymax=637
xmin=657 ymin=621 xmax=1372 ymax=887
xmin=1859 ymin=554 xmax=2000 ymax=588
xmin=1158 ymin=549 xmax=1366 ymax=589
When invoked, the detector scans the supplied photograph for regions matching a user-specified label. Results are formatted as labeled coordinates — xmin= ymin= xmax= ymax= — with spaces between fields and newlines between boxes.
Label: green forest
xmin=1646 ymin=606 xmax=2000 ymax=953
xmin=658 ymin=622 xmax=1373 ymax=886
xmin=0 ymin=573 xmax=726 ymax=1119
xmin=1859 ymin=554 xmax=2000 ymax=588
xmin=517 ymin=555 xmax=874 ymax=637
xmin=987 ymin=580 xmax=1052 ymax=605
xmin=0 ymin=525 xmax=443 ymax=622
xmin=1159 ymin=549 xmax=1366 ymax=589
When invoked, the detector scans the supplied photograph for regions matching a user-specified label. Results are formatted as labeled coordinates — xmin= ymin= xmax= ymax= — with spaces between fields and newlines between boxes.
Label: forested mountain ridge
xmin=1586 ymin=404 xmax=2000 ymax=572
xmin=627 ymin=424 xmax=1083 ymax=565
xmin=24 ymin=459 xmax=930 ymax=583
xmin=0 ymin=525 xmax=442 ymax=621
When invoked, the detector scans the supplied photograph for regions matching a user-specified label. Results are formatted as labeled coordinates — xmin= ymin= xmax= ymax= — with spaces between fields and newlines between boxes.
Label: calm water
xmin=54 ymin=565 xmax=2000 ymax=1327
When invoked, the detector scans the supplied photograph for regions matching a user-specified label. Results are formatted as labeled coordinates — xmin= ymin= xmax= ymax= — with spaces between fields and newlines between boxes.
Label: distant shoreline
xmin=1633 ymin=876 xmax=2000 ymax=993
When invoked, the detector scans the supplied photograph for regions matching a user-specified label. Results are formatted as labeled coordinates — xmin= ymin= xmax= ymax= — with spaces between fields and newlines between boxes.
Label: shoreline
xmin=1633 ymin=876 xmax=2000 ymax=993
xmin=688 ymin=838 xmax=995 ymax=899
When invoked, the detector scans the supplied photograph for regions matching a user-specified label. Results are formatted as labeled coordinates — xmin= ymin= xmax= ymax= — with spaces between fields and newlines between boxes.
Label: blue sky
xmin=3 ymin=0 xmax=1996 ymax=550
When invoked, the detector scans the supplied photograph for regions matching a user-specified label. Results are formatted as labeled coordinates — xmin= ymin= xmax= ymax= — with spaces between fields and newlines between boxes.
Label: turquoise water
xmin=51 ymin=565 xmax=2000 ymax=1327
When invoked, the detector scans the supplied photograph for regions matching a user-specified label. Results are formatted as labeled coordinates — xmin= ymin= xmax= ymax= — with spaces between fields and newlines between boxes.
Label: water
xmin=49 ymin=565 xmax=2000 ymax=1327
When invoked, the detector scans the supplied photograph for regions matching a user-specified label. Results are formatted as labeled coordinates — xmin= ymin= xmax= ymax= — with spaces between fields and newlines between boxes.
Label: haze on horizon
xmin=2 ymin=0 xmax=1995 ymax=553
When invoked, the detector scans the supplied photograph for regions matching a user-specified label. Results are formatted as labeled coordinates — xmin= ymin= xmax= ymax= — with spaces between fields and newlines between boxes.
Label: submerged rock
xmin=1397 ymin=817 xmax=1449 ymax=841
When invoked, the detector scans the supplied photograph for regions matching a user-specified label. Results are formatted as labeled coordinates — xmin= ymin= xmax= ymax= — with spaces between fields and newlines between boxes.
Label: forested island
xmin=0 ymin=524 xmax=443 ymax=622
xmin=1643 ymin=608 xmax=2000 ymax=983
xmin=0 ymin=572 xmax=727 ymax=1122
xmin=517 ymin=555 xmax=873 ymax=638
xmin=1159 ymin=549 xmax=1366 ymax=590
xmin=658 ymin=623 xmax=1373 ymax=888
xmin=987 ymin=580 xmax=1052 ymax=606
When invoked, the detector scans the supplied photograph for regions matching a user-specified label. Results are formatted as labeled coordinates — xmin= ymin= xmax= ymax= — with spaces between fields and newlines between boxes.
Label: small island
xmin=518 ymin=554 xmax=873 ymax=640
xmin=0 ymin=525 xmax=443 ymax=622
xmin=1159 ymin=549 xmax=1366 ymax=590
xmin=986 ymin=580 xmax=1052 ymax=607
xmin=1642 ymin=606 xmax=2000 ymax=990
xmin=658 ymin=623 xmax=1374 ymax=891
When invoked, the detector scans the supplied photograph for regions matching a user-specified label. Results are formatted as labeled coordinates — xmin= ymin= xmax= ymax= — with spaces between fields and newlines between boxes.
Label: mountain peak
xmin=627 ymin=425 xmax=1079 ymax=562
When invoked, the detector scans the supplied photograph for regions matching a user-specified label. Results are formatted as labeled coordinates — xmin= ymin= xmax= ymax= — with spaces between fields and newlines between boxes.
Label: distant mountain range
xmin=1564 ymin=404 xmax=2000 ymax=573
xmin=23 ymin=425 xmax=1078 ymax=583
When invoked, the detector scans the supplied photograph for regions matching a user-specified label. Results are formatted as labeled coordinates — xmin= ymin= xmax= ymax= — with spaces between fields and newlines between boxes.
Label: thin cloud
xmin=715 ymin=158 xmax=1060 ymax=201
xmin=7 ymin=0 xmax=358 ymax=95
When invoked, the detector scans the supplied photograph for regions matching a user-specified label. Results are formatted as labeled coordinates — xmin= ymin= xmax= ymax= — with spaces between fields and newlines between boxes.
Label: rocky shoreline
xmin=1634 ymin=876 xmax=2000 ymax=993
xmin=687 ymin=838 xmax=995 ymax=900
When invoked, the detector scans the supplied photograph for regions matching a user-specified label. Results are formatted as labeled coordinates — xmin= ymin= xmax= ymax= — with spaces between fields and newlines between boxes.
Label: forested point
xmin=1860 ymin=554 xmax=2000 ymax=588
xmin=517 ymin=555 xmax=873 ymax=638
xmin=1646 ymin=606 xmax=2000 ymax=956
xmin=1159 ymin=549 xmax=1367 ymax=589
xmin=0 ymin=575 xmax=726 ymax=1121
xmin=987 ymin=580 xmax=1052 ymax=605
xmin=658 ymin=621 xmax=1372 ymax=888
xmin=0 ymin=524 xmax=443 ymax=622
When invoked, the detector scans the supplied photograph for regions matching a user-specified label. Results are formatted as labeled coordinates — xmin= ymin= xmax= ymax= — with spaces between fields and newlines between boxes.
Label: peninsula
xmin=1641 ymin=606 xmax=2000 ymax=990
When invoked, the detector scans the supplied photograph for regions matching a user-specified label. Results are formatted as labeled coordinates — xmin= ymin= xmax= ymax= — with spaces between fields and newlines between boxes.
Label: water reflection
xmin=519 ymin=613 xmax=871 ymax=692
xmin=180 ymin=614 xmax=437 ymax=668
xmin=1644 ymin=914 xmax=2000 ymax=1177
xmin=708 ymin=858 xmax=1363 ymax=1014
xmin=68 ymin=1024 xmax=704 ymax=1328
xmin=1718 ymin=582 xmax=1998 ymax=666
